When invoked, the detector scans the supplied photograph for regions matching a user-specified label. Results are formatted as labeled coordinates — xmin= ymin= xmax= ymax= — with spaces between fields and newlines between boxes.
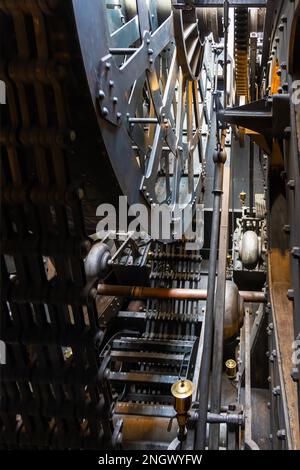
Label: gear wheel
xmin=234 ymin=8 xmax=249 ymax=101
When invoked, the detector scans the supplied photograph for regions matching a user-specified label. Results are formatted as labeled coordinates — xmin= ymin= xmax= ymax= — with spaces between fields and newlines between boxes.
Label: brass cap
xmin=171 ymin=379 xmax=194 ymax=399
xmin=240 ymin=191 xmax=246 ymax=205
xmin=225 ymin=359 xmax=237 ymax=379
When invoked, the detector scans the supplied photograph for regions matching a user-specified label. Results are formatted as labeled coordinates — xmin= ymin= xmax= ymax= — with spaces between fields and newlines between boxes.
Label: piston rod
xmin=97 ymin=284 xmax=265 ymax=303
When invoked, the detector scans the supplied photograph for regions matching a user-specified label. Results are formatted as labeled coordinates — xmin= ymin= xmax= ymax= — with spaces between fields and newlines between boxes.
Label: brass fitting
xmin=171 ymin=379 xmax=194 ymax=442
xmin=240 ymin=191 xmax=246 ymax=206
xmin=225 ymin=359 xmax=237 ymax=380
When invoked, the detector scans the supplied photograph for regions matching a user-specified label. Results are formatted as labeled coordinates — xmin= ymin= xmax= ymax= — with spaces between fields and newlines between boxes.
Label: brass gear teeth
xmin=234 ymin=8 xmax=249 ymax=100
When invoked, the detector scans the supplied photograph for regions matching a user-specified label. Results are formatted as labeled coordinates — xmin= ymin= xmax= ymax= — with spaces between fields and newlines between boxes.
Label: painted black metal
xmin=219 ymin=95 xmax=291 ymax=139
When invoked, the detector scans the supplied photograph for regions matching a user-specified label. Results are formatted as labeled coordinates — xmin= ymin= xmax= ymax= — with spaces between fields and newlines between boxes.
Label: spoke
xmin=192 ymin=80 xmax=204 ymax=165
xmin=110 ymin=16 xmax=140 ymax=49
xmin=187 ymin=81 xmax=194 ymax=194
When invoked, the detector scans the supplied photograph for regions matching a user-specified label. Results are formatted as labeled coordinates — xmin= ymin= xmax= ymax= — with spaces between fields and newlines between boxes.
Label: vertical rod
xmin=249 ymin=138 xmax=254 ymax=215
xmin=195 ymin=159 xmax=225 ymax=450
xmin=223 ymin=0 xmax=229 ymax=109
xmin=208 ymin=166 xmax=230 ymax=449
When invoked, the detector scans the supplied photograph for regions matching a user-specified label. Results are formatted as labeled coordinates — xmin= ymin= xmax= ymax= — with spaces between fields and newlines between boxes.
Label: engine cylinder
xmin=224 ymin=280 xmax=244 ymax=341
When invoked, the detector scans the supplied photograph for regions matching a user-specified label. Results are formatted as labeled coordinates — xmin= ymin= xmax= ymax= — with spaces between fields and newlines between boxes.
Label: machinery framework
xmin=0 ymin=0 xmax=299 ymax=451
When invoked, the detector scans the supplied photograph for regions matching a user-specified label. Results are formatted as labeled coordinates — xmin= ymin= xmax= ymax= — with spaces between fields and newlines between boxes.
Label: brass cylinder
xmin=171 ymin=379 xmax=194 ymax=415
xmin=225 ymin=359 xmax=237 ymax=380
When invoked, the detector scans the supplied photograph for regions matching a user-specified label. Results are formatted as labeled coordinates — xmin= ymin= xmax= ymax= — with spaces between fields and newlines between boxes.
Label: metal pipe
xmin=190 ymin=411 xmax=244 ymax=426
xmin=97 ymin=284 xmax=265 ymax=303
xmin=239 ymin=290 xmax=265 ymax=303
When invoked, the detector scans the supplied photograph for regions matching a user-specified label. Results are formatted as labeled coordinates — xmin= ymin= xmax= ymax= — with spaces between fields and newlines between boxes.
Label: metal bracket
xmin=218 ymin=94 xmax=291 ymax=139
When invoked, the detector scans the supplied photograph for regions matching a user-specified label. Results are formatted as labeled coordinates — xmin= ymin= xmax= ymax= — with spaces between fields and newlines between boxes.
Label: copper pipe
xmin=239 ymin=290 xmax=266 ymax=303
xmin=97 ymin=284 xmax=266 ymax=303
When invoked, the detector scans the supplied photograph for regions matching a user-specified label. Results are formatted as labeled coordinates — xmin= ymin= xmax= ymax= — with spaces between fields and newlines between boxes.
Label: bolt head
xmin=291 ymin=367 xmax=300 ymax=382
xmin=276 ymin=429 xmax=286 ymax=440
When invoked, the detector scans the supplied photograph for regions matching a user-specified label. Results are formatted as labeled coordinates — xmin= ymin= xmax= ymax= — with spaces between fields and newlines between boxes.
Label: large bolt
xmin=287 ymin=289 xmax=294 ymax=300
xmin=277 ymin=429 xmax=286 ymax=440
